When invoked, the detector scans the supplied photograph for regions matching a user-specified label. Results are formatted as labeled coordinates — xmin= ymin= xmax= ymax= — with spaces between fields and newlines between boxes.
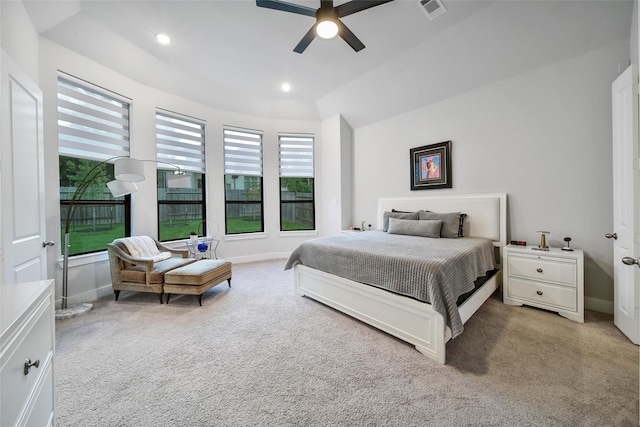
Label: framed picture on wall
xmin=410 ymin=141 xmax=452 ymax=190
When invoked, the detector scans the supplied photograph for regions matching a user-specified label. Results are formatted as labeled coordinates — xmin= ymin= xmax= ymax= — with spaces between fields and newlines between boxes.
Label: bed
xmin=285 ymin=193 xmax=507 ymax=364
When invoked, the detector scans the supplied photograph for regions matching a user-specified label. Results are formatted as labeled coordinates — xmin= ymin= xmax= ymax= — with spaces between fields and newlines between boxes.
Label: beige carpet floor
xmin=55 ymin=259 xmax=638 ymax=426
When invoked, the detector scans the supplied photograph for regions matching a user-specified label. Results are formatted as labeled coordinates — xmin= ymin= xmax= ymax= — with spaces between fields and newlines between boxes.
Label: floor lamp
xmin=56 ymin=157 xmax=189 ymax=319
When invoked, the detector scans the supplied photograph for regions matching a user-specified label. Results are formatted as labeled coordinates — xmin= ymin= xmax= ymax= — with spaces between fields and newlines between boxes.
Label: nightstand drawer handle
xmin=536 ymin=268 xmax=543 ymax=273
xmin=536 ymin=290 xmax=543 ymax=296
xmin=24 ymin=358 xmax=40 ymax=375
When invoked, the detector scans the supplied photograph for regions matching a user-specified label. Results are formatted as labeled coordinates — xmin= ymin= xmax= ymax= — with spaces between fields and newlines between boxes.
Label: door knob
xmin=605 ymin=233 xmax=618 ymax=240
xmin=42 ymin=241 xmax=55 ymax=247
xmin=622 ymin=257 xmax=640 ymax=266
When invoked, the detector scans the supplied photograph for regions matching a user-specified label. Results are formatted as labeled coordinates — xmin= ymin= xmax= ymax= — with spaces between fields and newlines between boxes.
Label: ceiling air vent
xmin=418 ymin=0 xmax=446 ymax=20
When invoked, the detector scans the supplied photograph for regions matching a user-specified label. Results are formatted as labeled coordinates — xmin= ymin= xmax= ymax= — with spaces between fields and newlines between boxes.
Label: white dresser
xmin=503 ymin=245 xmax=584 ymax=323
xmin=1 ymin=279 xmax=55 ymax=426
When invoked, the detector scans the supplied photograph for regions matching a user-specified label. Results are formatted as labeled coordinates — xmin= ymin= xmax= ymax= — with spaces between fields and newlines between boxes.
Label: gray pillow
xmin=387 ymin=218 xmax=443 ymax=238
xmin=382 ymin=211 xmax=419 ymax=232
xmin=418 ymin=211 xmax=461 ymax=238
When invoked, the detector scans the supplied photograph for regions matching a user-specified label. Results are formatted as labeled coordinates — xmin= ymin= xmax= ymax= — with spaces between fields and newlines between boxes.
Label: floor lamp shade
xmin=114 ymin=158 xmax=145 ymax=182
xmin=107 ymin=180 xmax=139 ymax=197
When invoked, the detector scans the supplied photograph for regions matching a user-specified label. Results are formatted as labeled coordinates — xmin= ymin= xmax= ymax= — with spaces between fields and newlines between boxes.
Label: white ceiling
xmin=23 ymin=0 xmax=634 ymax=128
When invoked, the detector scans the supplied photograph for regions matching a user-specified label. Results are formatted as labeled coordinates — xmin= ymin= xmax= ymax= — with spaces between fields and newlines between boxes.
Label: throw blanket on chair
xmin=121 ymin=236 xmax=172 ymax=262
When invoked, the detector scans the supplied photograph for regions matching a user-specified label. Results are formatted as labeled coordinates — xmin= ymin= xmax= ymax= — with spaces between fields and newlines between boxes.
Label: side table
xmin=186 ymin=237 xmax=219 ymax=259
xmin=503 ymin=244 xmax=584 ymax=322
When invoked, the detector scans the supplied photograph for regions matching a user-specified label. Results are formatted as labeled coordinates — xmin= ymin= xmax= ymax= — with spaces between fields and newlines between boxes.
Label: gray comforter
xmin=284 ymin=231 xmax=496 ymax=338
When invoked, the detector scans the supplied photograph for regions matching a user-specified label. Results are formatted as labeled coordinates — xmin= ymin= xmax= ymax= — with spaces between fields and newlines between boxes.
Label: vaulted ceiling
xmin=24 ymin=0 xmax=633 ymax=128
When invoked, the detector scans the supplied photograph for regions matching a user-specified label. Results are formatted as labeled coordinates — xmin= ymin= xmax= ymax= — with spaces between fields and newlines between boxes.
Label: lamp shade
xmin=114 ymin=158 xmax=145 ymax=182
xmin=107 ymin=180 xmax=139 ymax=197
xmin=167 ymin=173 xmax=192 ymax=189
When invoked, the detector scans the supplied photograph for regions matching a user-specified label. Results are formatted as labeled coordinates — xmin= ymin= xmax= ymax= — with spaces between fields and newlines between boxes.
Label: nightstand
xmin=503 ymin=244 xmax=584 ymax=322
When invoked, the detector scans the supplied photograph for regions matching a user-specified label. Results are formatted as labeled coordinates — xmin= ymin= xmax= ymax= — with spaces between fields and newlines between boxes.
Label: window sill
xmin=223 ymin=232 xmax=268 ymax=241
xmin=278 ymin=230 xmax=317 ymax=237
xmin=57 ymin=251 xmax=108 ymax=268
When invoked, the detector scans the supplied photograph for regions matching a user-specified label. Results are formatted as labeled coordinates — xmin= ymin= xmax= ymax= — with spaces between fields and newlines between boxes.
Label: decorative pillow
xmin=387 ymin=218 xmax=443 ymax=238
xmin=418 ymin=211 xmax=462 ymax=238
xmin=382 ymin=210 xmax=419 ymax=232
xmin=458 ymin=213 xmax=467 ymax=237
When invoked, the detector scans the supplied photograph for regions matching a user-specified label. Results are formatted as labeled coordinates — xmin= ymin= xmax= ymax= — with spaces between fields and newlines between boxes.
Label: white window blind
xmin=279 ymin=134 xmax=314 ymax=177
xmin=224 ymin=127 xmax=263 ymax=176
xmin=57 ymin=74 xmax=130 ymax=161
xmin=156 ymin=111 xmax=205 ymax=173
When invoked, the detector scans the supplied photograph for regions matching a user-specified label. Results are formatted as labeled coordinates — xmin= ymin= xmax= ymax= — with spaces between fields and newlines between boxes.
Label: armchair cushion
xmin=120 ymin=257 xmax=197 ymax=284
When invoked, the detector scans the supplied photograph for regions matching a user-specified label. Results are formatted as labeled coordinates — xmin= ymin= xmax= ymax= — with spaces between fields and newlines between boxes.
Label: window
xmin=156 ymin=111 xmax=206 ymax=241
xmin=279 ymin=134 xmax=315 ymax=231
xmin=223 ymin=127 xmax=263 ymax=234
xmin=57 ymin=74 xmax=131 ymax=256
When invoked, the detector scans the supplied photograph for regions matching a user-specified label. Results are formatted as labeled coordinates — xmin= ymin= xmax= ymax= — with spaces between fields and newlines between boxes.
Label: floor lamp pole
xmin=62 ymin=232 xmax=70 ymax=310
xmin=55 ymin=158 xmax=120 ymax=319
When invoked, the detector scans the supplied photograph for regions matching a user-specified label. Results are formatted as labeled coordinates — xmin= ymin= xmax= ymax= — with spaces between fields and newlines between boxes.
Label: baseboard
xmin=56 ymin=286 xmax=107 ymax=310
xmin=223 ymin=252 xmax=291 ymax=264
xmin=585 ymin=296 xmax=613 ymax=315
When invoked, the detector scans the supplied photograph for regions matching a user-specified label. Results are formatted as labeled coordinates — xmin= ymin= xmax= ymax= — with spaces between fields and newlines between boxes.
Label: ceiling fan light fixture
xmin=155 ymin=33 xmax=171 ymax=45
xmin=316 ymin=19 xmax=339 ymax=39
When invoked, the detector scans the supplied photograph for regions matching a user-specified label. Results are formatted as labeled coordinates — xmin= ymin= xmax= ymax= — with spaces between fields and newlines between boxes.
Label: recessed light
xmin=281 ymin=83 xmax=291 ymax=92
xmin=155 ymin=33 xmax=171 ymax=45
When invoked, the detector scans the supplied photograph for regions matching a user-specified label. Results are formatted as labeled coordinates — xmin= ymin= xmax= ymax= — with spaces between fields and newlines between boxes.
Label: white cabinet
xmin=503 ymin=245 xmax=584 ymax=323
xmin=1 ymin=279 xmax=55 ymax=426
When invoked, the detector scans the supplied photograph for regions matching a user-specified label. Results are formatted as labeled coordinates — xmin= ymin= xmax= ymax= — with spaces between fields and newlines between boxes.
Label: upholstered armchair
xmin=107 ymin=236 xmax=196 ymax=303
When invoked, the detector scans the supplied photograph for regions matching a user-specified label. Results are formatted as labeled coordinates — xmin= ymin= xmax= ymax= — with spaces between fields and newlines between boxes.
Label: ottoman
xmin=164 ymin=259 xmax=232 ymax=305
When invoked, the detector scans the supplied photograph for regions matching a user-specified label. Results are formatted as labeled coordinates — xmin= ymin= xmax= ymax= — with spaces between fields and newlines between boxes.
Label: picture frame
xmin=410 ymin=141 xmax=452 ymax=190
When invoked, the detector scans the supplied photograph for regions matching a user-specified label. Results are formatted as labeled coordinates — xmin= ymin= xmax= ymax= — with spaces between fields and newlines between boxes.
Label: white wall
xmin=1 ymin=1 xmax=39 ymax=83
xmin=352 ymin=40 xmax=629 ymax=312
xmin=318 ymin=114 xmax=354 ymax=236
xmin=39 ymin=38 xmax=322 ymax=304
xmin=339 ymin=115 xmax=354 ymax=230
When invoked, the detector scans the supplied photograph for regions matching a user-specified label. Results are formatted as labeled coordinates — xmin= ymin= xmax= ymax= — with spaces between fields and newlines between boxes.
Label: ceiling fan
xmin=256 ymin=0 xmax=394 ymax=53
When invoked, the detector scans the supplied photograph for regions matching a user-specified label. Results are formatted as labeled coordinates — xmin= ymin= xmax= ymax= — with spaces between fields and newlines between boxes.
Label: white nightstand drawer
xmin=508 ymin=277 xmax=577 ymax=311
xmin=508 ymin=255 xmax=576 ymax=287
xmin=1 ymin=297 xmax=53 ymax=427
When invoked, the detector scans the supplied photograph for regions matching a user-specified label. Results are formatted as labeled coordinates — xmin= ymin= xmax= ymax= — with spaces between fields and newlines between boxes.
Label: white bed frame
xmin=293 ymin=193 xmax=507 ymax=364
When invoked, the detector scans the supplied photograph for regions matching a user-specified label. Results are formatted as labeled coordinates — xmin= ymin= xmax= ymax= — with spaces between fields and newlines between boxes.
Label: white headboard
xmin=377 ymin=193 xmax=507 ymax=247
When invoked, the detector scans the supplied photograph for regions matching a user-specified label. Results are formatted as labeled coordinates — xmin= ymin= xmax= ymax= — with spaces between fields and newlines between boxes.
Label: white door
xmin=611 ymin=64 xmax=639 ymax=344
xmin=0 ymin=50 xmax=48 ymax=284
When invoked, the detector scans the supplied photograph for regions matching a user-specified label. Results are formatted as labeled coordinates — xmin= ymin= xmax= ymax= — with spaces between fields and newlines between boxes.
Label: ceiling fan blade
xmin=256 ymin=0 xmax=316 ymax=17
xmin=293 ymin=25 xmax=317 ymax=54
xmin=335 ymin=0 xmax=394 ymax=18
xmin=337 ymin=20 xmax=365 ymax=52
